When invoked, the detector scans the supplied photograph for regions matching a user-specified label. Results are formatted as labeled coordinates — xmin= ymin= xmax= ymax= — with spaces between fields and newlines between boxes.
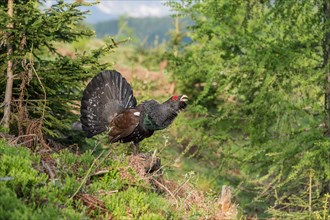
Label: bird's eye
xmin=171 ymin=95 xmax=179 ymax=101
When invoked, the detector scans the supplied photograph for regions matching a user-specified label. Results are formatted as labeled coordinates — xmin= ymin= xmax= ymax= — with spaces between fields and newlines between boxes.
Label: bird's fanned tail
xmin=80 ymin=70 xmax=137 ymax=137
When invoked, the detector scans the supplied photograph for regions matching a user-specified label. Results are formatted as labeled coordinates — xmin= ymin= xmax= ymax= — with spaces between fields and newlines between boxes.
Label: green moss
xmin=0 ymin=142 xmax=46 ymax=196
xmin=0 ymin=141 xmax=84 ymax=219
xmin=0 ymin=187 xmax=35 ymax=220
xmin=103 ymin=187 xmax=173 ymax=219
xmin=0 ymin=186 xmax=84 ymax=219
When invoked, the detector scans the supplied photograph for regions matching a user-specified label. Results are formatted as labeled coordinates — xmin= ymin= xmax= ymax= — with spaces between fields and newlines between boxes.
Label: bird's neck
xmin=139 ymin=100 xmax=178 ymax=131
xmin=143 ymin=113 xmax=167 ymax=130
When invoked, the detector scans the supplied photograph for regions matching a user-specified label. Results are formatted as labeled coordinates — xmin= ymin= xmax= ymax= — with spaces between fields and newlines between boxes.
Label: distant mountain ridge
xmin=92 ymin=16 xmax=190 ymax=46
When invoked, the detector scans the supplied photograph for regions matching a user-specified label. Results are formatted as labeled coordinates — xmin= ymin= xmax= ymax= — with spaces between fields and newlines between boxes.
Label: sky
xmin=96 ymin=1 xmax=170 ymax=17
xmin=45 ymin=0 xmax=173 ymax=23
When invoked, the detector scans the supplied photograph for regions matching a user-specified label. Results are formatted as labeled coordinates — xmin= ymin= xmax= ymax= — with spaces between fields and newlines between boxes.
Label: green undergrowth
xmin=0 ymin=140 xmax=179 ymax=219
xmin=0 ymin=141 xmax=83 ymax=219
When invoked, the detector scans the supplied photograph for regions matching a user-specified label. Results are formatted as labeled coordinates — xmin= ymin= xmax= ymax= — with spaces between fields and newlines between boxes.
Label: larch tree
xmin=167 ymin=0 xmax=330 ymax=218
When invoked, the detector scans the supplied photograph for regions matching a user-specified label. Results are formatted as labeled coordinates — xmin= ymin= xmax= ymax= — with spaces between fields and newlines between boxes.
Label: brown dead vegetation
xmin=124 ymin=153 xmax=238 ymax=219
xmin=75 ymin=193 xmax=113 ymax=219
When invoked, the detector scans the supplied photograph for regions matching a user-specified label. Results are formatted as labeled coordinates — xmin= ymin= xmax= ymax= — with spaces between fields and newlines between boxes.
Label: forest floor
xmin=0 ymin=116 xmax=238 ymax=219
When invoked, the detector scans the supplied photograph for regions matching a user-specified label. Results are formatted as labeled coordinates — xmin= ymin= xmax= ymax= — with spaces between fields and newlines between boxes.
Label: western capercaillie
xmin=80 ymin=70 xmax=188 ymax=154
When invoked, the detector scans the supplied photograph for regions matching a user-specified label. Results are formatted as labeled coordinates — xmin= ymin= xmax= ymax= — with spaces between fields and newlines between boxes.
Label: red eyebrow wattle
xmin=172 ymin=95 xmax=179 ymax=101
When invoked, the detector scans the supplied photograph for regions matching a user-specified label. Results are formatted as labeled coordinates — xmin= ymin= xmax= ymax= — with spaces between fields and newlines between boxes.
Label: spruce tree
xmin=0 ymin=0 xmax=114 ymax=147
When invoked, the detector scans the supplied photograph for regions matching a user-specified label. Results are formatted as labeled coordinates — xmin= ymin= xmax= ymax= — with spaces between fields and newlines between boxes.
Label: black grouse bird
xmin=80 ymin=70 xmax=188 ymax=154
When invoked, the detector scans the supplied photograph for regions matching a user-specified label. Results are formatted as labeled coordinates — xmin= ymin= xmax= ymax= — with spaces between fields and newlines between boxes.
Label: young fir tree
xmin=167 ymin=0 xmax=330 ymax=218
xmin=0 ymin=0 xmax=114 ymax=146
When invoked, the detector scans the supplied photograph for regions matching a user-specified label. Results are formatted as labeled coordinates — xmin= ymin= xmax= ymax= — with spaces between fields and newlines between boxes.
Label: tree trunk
xmin=323 ymin=1 xmax=330 ymax=135
xmin=2 ymin=0 xmax=14 ymax=129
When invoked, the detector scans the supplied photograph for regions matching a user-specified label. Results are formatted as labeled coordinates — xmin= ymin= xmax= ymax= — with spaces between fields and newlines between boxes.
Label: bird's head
xmin=165 ymin=95 xmax=189 ymax=112
xmin=143 ymin=95 xmax=189 ymax=130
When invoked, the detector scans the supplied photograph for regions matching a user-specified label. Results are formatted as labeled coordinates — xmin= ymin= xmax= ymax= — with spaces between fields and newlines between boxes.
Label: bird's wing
xmin=108 ymin=109 xmax=140 ymax=143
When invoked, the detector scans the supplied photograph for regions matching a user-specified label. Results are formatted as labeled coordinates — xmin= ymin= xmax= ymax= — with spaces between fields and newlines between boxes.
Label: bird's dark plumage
xmin=80 ymin=70 xmax=188 ymax=154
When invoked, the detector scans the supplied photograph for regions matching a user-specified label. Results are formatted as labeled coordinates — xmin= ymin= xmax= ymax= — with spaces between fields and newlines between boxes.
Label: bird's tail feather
xmin=80 ymin=70 xmax=137 ymax=137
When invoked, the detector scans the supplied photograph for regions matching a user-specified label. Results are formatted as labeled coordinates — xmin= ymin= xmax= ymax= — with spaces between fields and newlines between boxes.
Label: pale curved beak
xmin=180 ymin=95 xmax=188 ymax=102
